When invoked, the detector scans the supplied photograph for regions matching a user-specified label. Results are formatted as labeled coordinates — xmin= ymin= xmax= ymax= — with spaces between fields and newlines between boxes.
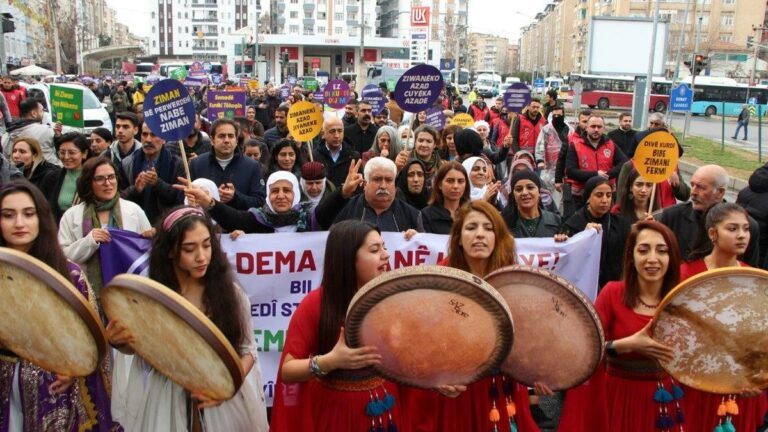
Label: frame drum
xmin=101 ymin=274 xmax=244 ymax=400
xmin=0 ymin=247 xmax=107 ymax=376
xmin=346 ymin=265 xmax=514 ymax=389
xmin=652 ymin=267 xmax=768 ymax=394
xmin=485 ymin=265 xmax=605 ymax=390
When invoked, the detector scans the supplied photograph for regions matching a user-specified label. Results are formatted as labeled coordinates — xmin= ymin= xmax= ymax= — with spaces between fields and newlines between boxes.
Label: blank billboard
xmin=588 ymin=17 xmax=668 ymax=76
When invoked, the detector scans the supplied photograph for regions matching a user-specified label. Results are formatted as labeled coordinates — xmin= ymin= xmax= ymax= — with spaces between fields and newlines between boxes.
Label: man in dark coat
xmin=737 ymin=162 xmax=768 ymax=269
xmin=312 ymin=117 xmax=359 ymax=189
xmin=343 ymin=100 xmax=379 ymax=154
xmin=189 ymin=118 xmax=266 ymax=210
xmin=317 ymin=156 xmax=422 ymax=232
xmin=607 ymin=112 xmax=637 ymax=158
xmin=658 ymin=164 xmax=760 ymax=267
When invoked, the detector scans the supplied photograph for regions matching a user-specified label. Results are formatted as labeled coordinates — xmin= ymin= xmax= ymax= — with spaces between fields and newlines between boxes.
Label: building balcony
xmin=303 ymin=3 xmax=315 ymax=12
xmin=276 ymin=2 xmax=286 ymax=13
xmin=277 ymin=17 xmax=286 ymax=26
xmin=347 ymin=4 xmax=359 ymax=13
xmin=347 ymin=19 xmax=359 ymax=27
xmin=303 ymin=18 xmax=315 ymax=26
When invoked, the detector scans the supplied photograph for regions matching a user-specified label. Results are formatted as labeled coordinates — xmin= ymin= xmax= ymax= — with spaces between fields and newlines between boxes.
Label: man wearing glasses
xmin=312 ymin=116 xmax=360 ymax=189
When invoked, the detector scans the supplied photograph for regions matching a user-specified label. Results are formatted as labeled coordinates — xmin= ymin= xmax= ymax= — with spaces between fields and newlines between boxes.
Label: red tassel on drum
xmin=489 ymin=401 xmax=501 ymax=423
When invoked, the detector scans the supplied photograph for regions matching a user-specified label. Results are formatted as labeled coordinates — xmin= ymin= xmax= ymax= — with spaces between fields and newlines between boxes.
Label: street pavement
xmin=668 ymin=113 xmax=768 ymax=156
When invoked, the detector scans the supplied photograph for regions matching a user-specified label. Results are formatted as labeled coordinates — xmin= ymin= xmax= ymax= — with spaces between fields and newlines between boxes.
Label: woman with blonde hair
xmin=10 ymin=136 xmax=58 ymax=187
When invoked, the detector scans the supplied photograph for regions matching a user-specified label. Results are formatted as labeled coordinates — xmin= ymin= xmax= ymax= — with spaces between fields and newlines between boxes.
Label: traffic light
xmin=747 ymin=36 xmax=755 ymax=49
xmin=280 ymin=51 xmax=289 ymax=64
xmin=693 ymin=54 xmax=709 ymax=76
xmin=1 ymin=14 xmax=14 ymax=34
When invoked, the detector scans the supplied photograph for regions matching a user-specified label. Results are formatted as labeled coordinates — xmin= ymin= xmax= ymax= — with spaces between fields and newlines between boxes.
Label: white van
xmin=27 ymin=83 xmax=113 ymax=134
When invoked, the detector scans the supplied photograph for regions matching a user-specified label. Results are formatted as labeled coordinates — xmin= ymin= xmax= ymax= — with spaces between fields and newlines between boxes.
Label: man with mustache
xmin=344 ymin=100 xmax=379 ymax=154
xmin=657 ymin=164 xmax=761 ymax=267
xmin=317 ymin=156 xmax=423 ymax=233
xmin=121 ymin=122 xmax=185 ymax=224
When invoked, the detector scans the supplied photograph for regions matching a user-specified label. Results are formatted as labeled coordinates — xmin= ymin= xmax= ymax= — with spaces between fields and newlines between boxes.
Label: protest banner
xmin=206 ymin=90 xmax=247 ymax=122
xmin=361 ymin=84 xmax=386 ymax=115
xmin=101 ymin=229 xmax=601 ymax=406
xmin=50 ymin=85 xmax=84 ymax=128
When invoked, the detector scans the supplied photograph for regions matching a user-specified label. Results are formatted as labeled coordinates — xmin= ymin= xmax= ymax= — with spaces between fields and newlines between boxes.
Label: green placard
xmin=386 ymin=78 xmax=396 ymax=92
xmin=50 ymin=85 xmax=84 ymax=128
xmin=170 ymin=68 xmax=187 ymax=80
xmin=304 ymin=77 xmax=318 ymax=91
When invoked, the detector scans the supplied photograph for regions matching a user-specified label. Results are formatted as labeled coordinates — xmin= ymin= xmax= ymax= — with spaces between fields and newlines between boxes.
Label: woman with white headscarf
xmin=180 ymin=171 xmax=340 ymax=233
xmin=462 ymin=156 xmax=502 ymax=203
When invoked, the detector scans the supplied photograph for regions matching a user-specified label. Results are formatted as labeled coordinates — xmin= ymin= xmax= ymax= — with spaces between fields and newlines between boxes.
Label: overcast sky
xmin=107 ymin=0 xmax=550 ymax=43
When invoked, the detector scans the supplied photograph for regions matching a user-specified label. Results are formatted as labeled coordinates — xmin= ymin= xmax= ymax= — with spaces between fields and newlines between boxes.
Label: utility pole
xmin=641 ymin=0 xmax=660 ymax=129
xmin=47 ymin=0 xmax=62 ymax=74
xmin=666 ymin=0 xmax=691 ymax=126
xmin=747 ymin=24 xmax=765 ymax=101
xmin=683 ymin=14 xmax=703 ymax=140
xmin=356 ymin=0 xmax=366 ymax=91
xmin=254 ymin=0 xmax=260 ymax=79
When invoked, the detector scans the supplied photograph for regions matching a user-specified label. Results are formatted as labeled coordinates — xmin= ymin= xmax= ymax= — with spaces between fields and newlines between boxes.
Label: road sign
xmin=534 ymin=78 xmax=545 ymax=88
xmin=670 ymin=84 xmax=692 ymax=112
xmin=440 ymin=59 xmax=456 ymax=71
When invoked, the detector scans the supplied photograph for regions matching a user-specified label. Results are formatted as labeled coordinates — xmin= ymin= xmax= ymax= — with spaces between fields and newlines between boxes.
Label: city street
xmin=668 ymin=113 xmax=768 ymax=156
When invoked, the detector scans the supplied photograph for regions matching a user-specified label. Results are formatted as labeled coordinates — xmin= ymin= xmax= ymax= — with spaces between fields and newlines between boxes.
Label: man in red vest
xmin=468 ymin=95 xmax=490 ymax=122
xmin=510 ymin=98 xmax=545 ymax=153
xmin=565 ymin=115 xmax=627 ymax=211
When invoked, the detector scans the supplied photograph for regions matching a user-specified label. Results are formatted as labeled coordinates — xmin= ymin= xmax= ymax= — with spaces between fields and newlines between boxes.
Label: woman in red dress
xmin=678 ymin=202 xmax=767 ymax=432
xmin=430 ymin=200 xmax=540 ymax=432
xmin=269 ymin=220 xmax=403 ymax=431
xmin=559 ymin=220 xmax=682 ymax=432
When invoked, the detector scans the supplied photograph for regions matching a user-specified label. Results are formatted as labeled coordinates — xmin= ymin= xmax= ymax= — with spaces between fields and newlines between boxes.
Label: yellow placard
xmin=632 ymin=130 xmax=680 ymax=183
xmin=451 ymin=113 xmax=475 ymax=128
xmin=287 ymin=101 xmax=323 ymax=142
xmin=247 ymin=79 xmax=260 ymax=90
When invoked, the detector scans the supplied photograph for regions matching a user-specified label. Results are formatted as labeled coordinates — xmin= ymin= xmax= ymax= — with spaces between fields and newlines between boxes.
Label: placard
xmin=206 ymin=90 xmax=247 ymax=122
xmin=142 ymin=79 xmax=196 ymax=141
xmin=424 ymin=107 xmax=447 ymax=130
xmin=451 ymin=113 xmax=475 ymax=128
xmin=504 ymin=83 xmax=532 ymax=113
xmin=632 ymin=130 xmax=680 ymax=183
xmin=394 ymin=64 xmax=443 ymax=112
xmin=50 ymin=85 xmax=84 ymax=128
xmin=287 ymin=101 xmax=323 ymax=141
xmin=323 ymin=79 xmax=352 ymax=110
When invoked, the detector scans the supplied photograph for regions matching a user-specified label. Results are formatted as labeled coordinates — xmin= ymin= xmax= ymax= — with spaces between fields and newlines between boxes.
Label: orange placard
xmin=451 ymin=113 xmax=474 ymax=128
xmin=632 ymin=130 xmax=680 ymax=183
xmin=287 ymin=101 xmax=323 ymax=142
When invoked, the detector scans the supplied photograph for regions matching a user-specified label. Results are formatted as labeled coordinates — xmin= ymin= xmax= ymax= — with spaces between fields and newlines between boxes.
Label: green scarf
xmin=83 ymin=195 xmax=123 ymax=297
xmin=413 ymin=151 xmax=441 ymax=179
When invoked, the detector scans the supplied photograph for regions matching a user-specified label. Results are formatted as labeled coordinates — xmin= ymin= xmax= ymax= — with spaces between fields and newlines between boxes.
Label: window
xmin=221 ymin=41 xmax=225 ymax=47
xmin=185 ymin=12 xmax=188 ymax=18
xmin=168 ymin=26 xmax=172 ymax=33
xmin=178 ymin=26 xmax=182 ymax=33
xmin=178 ymin=12 xmax=181 ymax=18
xmin=720 ymin=14 xmax=733 ymax=26
xmin=290 ymin=11 xmax=298 ymax=17
xmin=151 ymin=11 xmax=156 ymax=18
xmin=289 ymin=25 xmax=300 ymax=33
xmin=719 ymin=33 xmax=733 ymax=42
xmin=723 ymin=0 xmax=735 ymax=4
xmin=152 ymin=26 xmax=156 ymax=33
xmin=335 ymin=26 xmax=343 ymax=34
xmin=186 ymin=41 xmax=189 ymax=47
xmin=179 ymin=40 xmax=182 ymax=47
xmin=317 ymin=11 xmax=326 ymax=19
xmin=152 ymin=40 xmax=157 ymax=47
xmin=303 ymin=26 xmax=313 ymax=34
xmin=335 ymin=12 xmax=343 ymax=20
xmin=317 ymin=26 xmax=326 ymax=33
xmin=236 ymin=13 xmax=240 ymax=19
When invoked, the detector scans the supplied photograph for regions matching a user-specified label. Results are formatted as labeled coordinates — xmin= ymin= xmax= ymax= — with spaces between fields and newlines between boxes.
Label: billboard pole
xmin=683 ymin=15 xmax=703 ymax=141
xmin=641 ymin=0 xmax=660 ymax=129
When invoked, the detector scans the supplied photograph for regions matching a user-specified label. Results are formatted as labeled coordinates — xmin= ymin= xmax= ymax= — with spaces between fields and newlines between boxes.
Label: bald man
xmin=657 ymin=164 xmax=761 ymax=266
xmin=312 ymin=117 xmax=361 ymax=188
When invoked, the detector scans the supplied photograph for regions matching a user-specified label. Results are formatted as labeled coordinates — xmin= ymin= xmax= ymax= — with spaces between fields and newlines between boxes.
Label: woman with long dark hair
xmin=611 ymin=168 xmax=659 ymax=223
xmin=677 ymin=202 xmax=767 ymax=432
xmin=502 ymin=169 xmax=563 ymax=239
xmin=432 ymin=200 xmax=540 ymax=432
xmin=270 ymin=220 xmax=404 ymax=431
xmin=0 ymin=180 xmax=117 ymax=431
xmin=559 ymin=220 xmax=681 ymax=432
xmin=421 ymin=161 xmax=470 ymax=234
xmin=58 ymin=157 xmax=152 ymax=296
xmin=107 ymin=206 xmax=268 ymax=431
xmin=267 ymin=139 xmax=302 ymax=179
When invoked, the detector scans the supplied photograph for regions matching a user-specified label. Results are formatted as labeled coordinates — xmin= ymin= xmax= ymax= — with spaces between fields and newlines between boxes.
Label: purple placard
xmin=211 ymin=74 xmax=223 ymax=85
xmin=279 ymin=85 xmax=291 ymax=100
xmin=323 ymin=79 xmax=351 ymax=110
xmin=146 ymin=74 xmax=163 ymax=85
xmin=361 ymin=84 xmax=386 ymax=115
xmin=394 ymin=64 xmax=444 ymax=113
xmin=313 ymin=85 xmax=325 ymax=104
xmin=206 ymin=90 xmax=247 ymax=122
xmin=424 ymin=107 xmax=447 ymax=130
xmin=183 ymin=76 xmax=208 ymax=93
xmin=142 ymin=79 xmax=196 ymax=141
xmin=503 ymin=83 xmax=532 ymax=113
xmin=189 ymin=61 xmax=205 ymax=77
